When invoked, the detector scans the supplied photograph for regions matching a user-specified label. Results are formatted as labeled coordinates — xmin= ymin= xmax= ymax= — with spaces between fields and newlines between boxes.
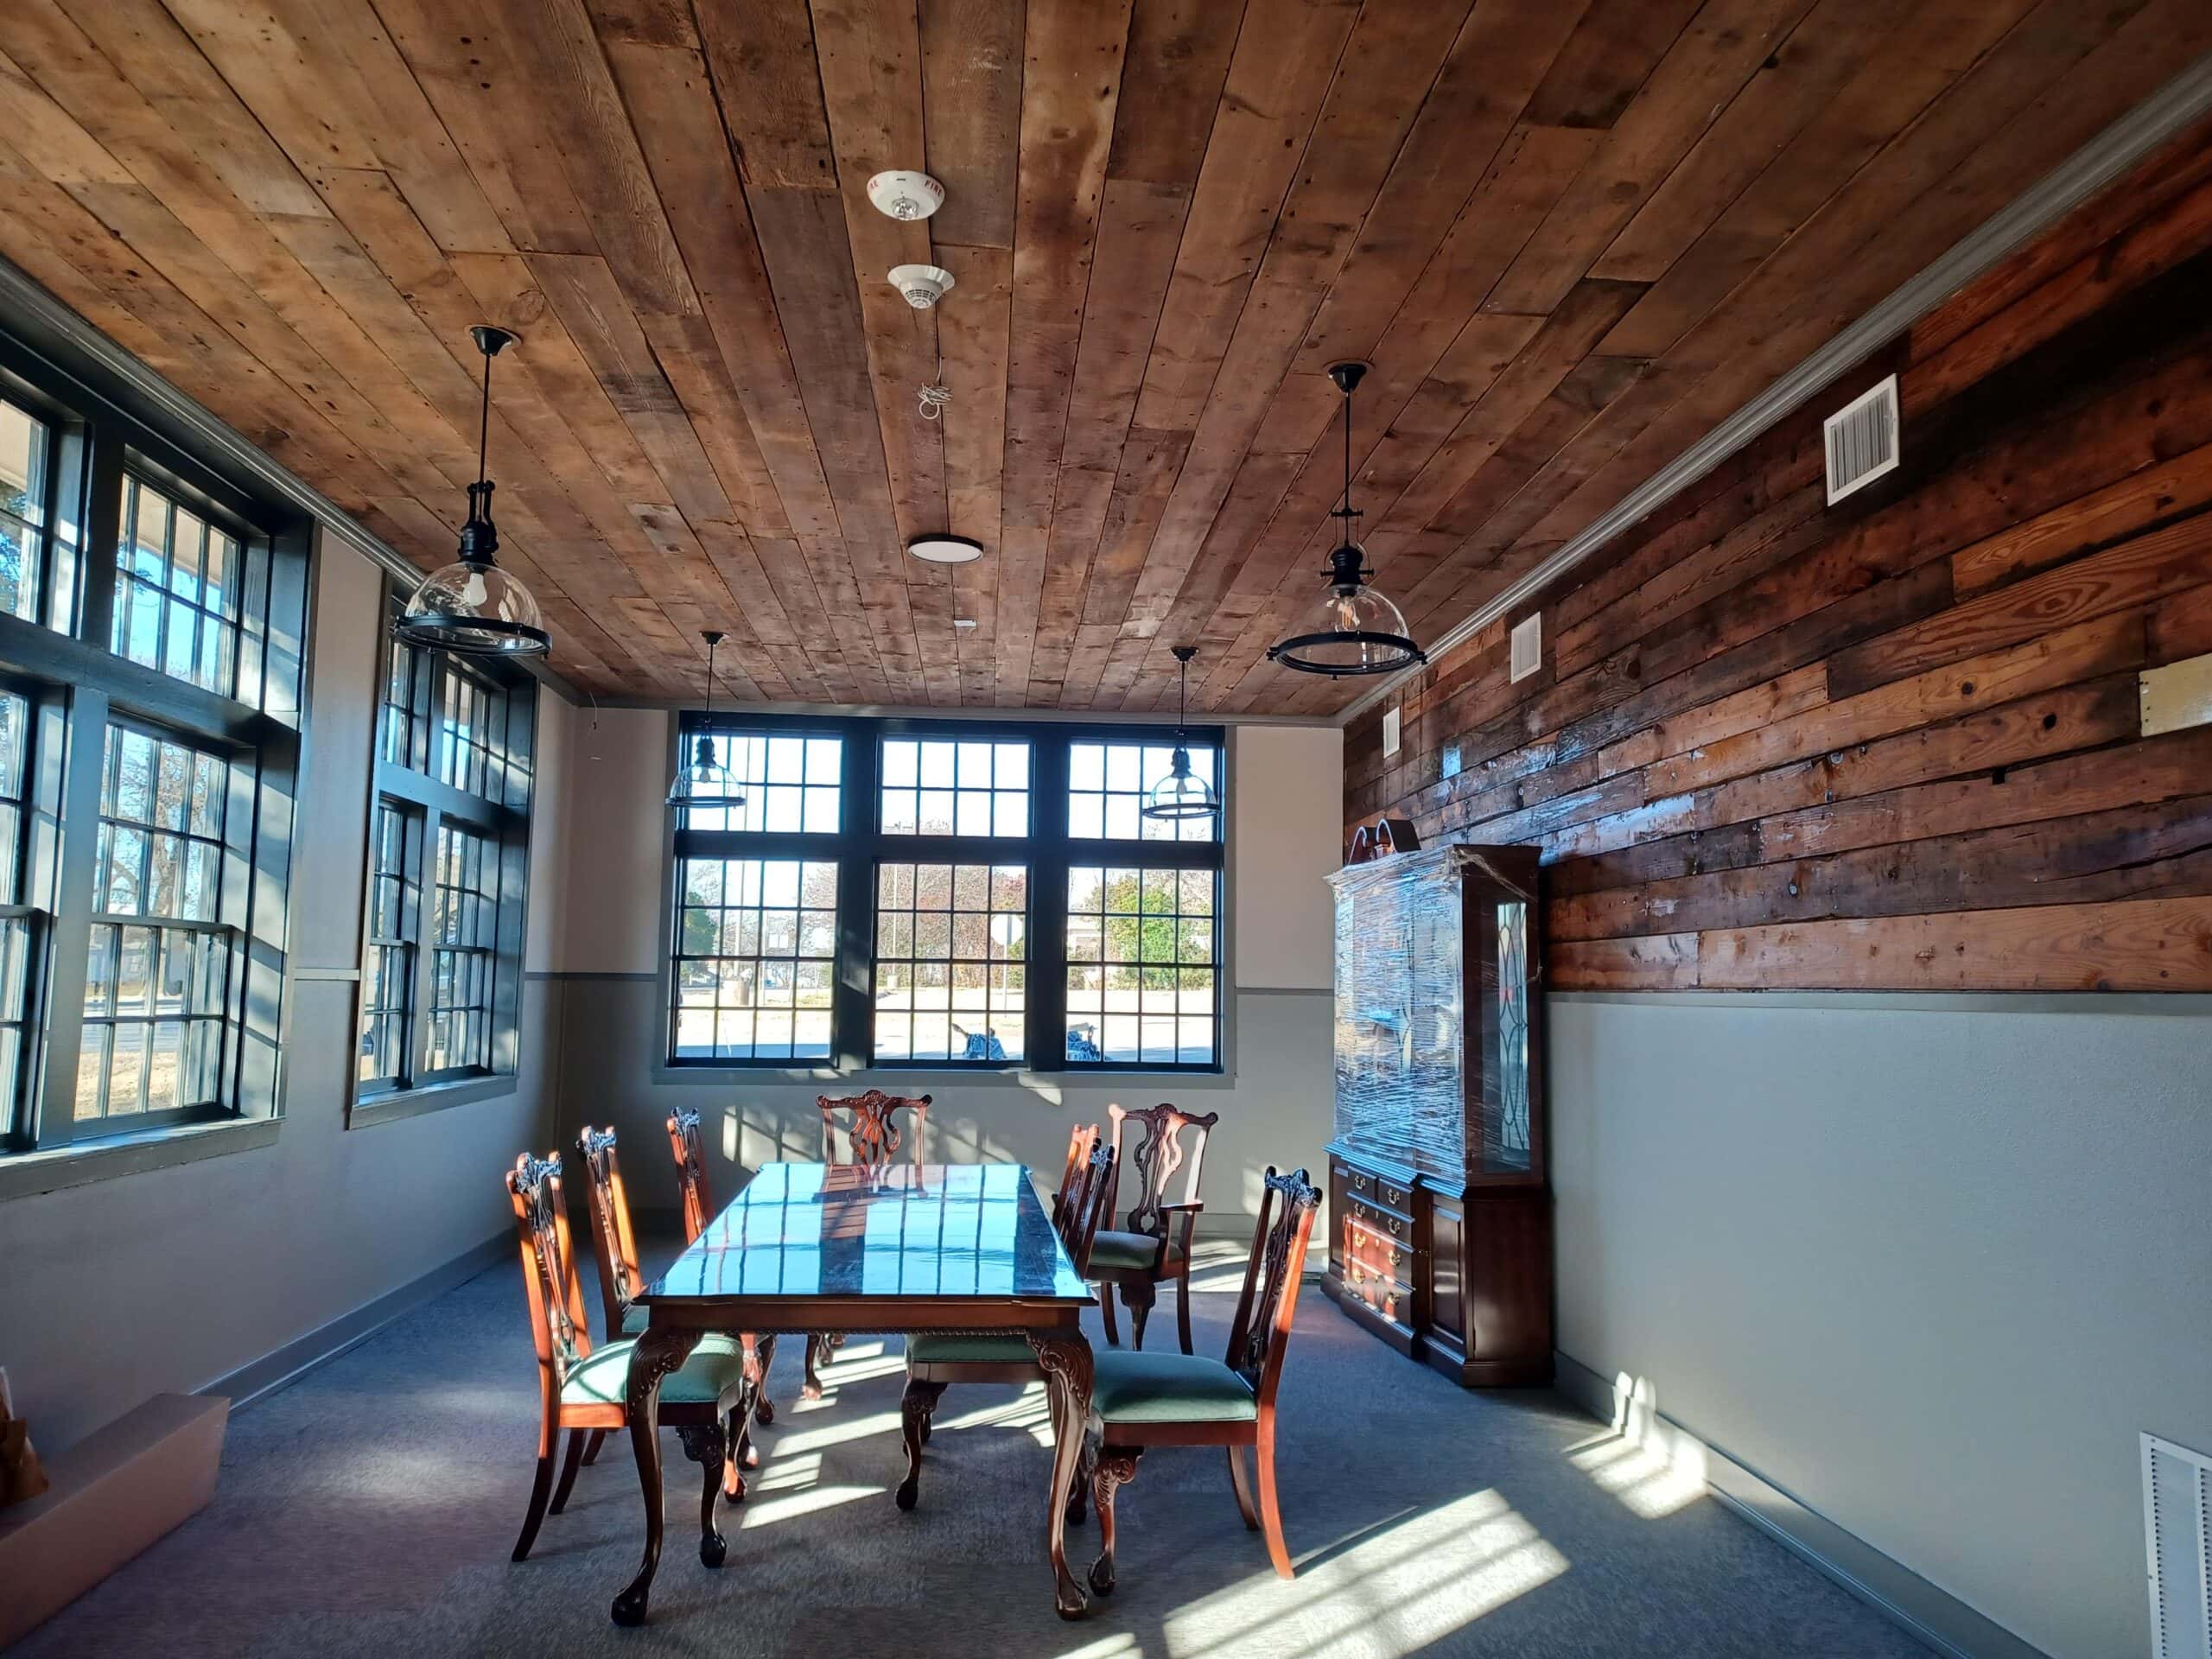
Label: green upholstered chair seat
xmin=906 ymin=1332 xmax=1040 ymax=1365
xmin=620 ymin=1303 xmax=647 ymax=1336
xmin=563 ymin=1334 xmax=747 ymax=1408
xmin=1091 ymin=1351 xmax=1256 ymax=1425
xmin=1089 ymin=1230 xmax=1182 ymax=1272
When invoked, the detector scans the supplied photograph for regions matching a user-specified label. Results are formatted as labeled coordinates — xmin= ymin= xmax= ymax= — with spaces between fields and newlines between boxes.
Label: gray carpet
xmin=14 ymin=1246 xmax=1931 ymax=1658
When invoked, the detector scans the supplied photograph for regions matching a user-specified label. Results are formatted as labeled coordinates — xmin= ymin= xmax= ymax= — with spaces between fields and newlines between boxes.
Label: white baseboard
xmin=1552 ymin=1350 xmax=2050 ymax=1659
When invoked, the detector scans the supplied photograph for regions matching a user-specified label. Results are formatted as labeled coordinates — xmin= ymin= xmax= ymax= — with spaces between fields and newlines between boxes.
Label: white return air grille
xmin=1510 ymin=613 xmax=1541 ymax=683
xmin=2144 ymin=1433 xmax=2212 ymax=1659
xmin=1823 ymin=373 xmax=1900 ymax=504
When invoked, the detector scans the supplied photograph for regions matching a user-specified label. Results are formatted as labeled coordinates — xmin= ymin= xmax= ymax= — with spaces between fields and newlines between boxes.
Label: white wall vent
xmin=1381 ymin=704 xmax=1401 ymax=759
xmin=2143 ymin=1433 xmax=2212 ymax=1659
xmin=1510 ymin=613 xmax=1541 ymax=683
xmin=1823 ymin=373 xmax=1900 ymax=504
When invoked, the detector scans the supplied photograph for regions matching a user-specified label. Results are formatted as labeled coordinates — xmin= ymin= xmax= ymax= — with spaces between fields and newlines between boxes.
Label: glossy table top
xmin=640 ymin=1162 xmax=1093 ymax=1306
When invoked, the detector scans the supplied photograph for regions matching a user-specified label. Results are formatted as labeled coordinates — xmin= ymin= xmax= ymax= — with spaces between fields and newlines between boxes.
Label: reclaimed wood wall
xmin=1343 ymin=124 xmax=2212 ymax=993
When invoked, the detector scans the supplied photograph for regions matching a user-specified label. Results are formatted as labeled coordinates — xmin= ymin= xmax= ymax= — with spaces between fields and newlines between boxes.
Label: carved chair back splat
xmin=1052 ymin=1121 xmax=1099 ymax=1230
xmin=1059 ymin=1137 xmax=1117 ymax=1276
xmin=1225 ymin=1166 xmax=1323 ymax=1410
xmin=666 ymin=1107 xmax=713 ymax=1244
xmin=575 ymin=1127 xmax=645 ymax=1339
xmin=1106 ymin=1102 xmax=1217 ymax=1239
xmin=817 ymin=1089 xmax=930 ymax=1174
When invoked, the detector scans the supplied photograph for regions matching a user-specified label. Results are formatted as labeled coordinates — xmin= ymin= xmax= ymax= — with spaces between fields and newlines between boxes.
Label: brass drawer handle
xmin=1387 ymin=1216 xmax=1402 ymax=1237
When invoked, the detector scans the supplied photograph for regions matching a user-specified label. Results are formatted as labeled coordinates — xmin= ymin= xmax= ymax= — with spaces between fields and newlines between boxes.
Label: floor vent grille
xmin=1823 ymin=373 xmax=1900 ymax=504
xmin=2144 ymin=1433 xmax=2212 ymax=1659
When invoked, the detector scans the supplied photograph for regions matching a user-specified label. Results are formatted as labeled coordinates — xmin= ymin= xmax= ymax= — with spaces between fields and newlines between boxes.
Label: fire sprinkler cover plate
xmin=908 ymin=536 xmax=982 ymax=565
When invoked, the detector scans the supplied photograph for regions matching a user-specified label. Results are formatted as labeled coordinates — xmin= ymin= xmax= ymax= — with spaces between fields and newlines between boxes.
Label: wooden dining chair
xmin=1051 ymin=1121 xmax=1100 ymax=1231
xmin=896 ymin=1135 xmax=1118 ymax=1513
xmin=804 ymin=1090 xmax=931 ymax=1396
xmin=1091 ymin=1102 xmax=1220 ymax=1353
xmin=505 ymin=1152 xmax=752 ymax=1570
xmin=1083 ymin=1165 xmax=1322 ymax=1595
xmin=577 ymin=1126 xmax=764 ymax=1497
xmin=665 ymin=1108 xmax=777 ymax=1427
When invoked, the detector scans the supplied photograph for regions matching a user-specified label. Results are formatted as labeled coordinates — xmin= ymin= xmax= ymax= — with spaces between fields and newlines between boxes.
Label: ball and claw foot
xmin=754 ymin=1395 xmax=775 ymax=1426
xmin=1089 ymin=1556 xmax=1116 ymax=1597
xmin=611 ymin=1589 xmax=649 ymax=1627
xmin=894 ymin=1475 xmax=919 ymax=1511
xmin=701 ymin=1531 xmax=727 ymax=1568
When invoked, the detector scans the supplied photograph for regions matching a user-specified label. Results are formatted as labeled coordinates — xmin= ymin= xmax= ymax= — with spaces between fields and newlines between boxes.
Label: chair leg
xmin=1096 ymin=1280 xmax=1120 ymax=1346
xmin=1176 ymin=1271 xmax=1195 ymax=1356
xmin=549 ymin=1427 xmax=588 ymax=1515
xmin=677 ymin=1425 xmax=728 ymax=1568
xmin=1226 ymin=1444 xmax=1260 ymax=1530
xmin=724 ymin=1408 xmax=748 ymax=1503
xmin=512 ymin=1449 xmax=557 ymax=1562
xmin=896 ymin=1377 xmax=944 ymax=1512
xmin=1088 ymin=1446 xmax=1141 ymax=1596
xmin=581 ymin=1428 xmax=606 ymax=1467
xmin=1256 ymin=1427 xmax=1292 ymax=1580
xmin=1124 ymin=1281 xmax=1155 ymax=1351
xmin=803 ymin=1333 xmax=827 ymax=1399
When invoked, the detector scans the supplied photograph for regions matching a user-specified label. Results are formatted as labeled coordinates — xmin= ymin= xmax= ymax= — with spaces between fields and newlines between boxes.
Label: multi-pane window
xmin=358 ymin=804 xmax=419 ymax=1087
xmin=672 ymin=858 xmax=837 ymax=1060
xmin=665 ymin=715 xmax=1223 ymax=1075
xmin=427 ymin=823 xmax=498 ymax=1074
xmin=679 ymin=733 xmax=842 ymax=834
xmin=1065 ymin=867 xmax=1217 ymax=1066
xmin=1069 ymin=741 xmax=1221 ymax=842
xmin=76 ymin=723 xmax=233 ymax=1126
xmin=112 ymin=475 xmax=249 ymax=700
xmin=0 ymin=334 xmax=308 ymax=1165
xmin=354 ymin=608 xmax=533 ymax=1104
xmin=873 ymin=863 xmax=1027 ymax=1063
xmin=880 ymin=737 xmax=1029 ymax=836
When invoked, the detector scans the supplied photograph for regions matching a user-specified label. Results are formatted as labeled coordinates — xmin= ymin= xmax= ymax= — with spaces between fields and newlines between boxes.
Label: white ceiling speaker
xmin=888 ymin=264 xmax=955 ymax=308
xmin=868 ymin=170 xmax=944 ymax=221
xmin=908 ymin=536 xmax=982 ymax=564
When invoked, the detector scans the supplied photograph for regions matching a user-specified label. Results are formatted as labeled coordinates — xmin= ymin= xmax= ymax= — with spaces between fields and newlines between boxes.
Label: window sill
xmin=348 ymin=1072 xmax=518 ymax=1128
xmin=0 ymin=1113 xmax=280 ymax=1203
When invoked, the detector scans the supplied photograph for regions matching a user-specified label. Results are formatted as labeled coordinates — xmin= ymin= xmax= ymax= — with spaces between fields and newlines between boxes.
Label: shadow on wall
xmin=1565 ymin=1373 xmax=1710 ymax=1521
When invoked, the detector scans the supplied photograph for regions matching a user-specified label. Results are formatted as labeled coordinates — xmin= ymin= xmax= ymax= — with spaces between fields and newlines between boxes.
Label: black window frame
xmin=353 ymin=599 xmax=534 ymax=1107
xmin=0 ymin=334 xmax=308 ymax=1162
xmin=664 ymin=712 xmax=1227 ymax=1077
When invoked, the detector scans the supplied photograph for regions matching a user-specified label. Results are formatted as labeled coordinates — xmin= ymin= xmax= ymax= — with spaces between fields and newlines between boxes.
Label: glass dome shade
xmin=1267 ymin=544 xmax=1426 ymax=677
xmin=396 ymin=557 xmax=550 ymax=656
xmin=666 ymin=730 xmax=745 ymax=809
xmin=1142 ymin=748 xmax=1218 ymax=821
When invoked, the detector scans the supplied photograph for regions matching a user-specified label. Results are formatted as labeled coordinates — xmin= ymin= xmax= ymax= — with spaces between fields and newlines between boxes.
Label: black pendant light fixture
xmin=1141 ymin=645 xmax=1219 ymax=822
xmin=667 ymin=631 xmax=745 ymax=810
xmin=393 ymin=325 xmax=550 ymax=658
xmin=1266 ymin=361 xmax=1426 ymax=677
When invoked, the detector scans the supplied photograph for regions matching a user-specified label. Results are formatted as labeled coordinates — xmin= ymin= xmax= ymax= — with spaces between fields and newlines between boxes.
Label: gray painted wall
xmin=0 ymin=536 xmax=564 ymax=1451
xmin=1549 ymin=991 xmax=2212 ymax=1659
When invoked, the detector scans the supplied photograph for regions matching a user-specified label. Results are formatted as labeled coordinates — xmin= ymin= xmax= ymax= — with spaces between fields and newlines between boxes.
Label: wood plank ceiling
xmin=0 ymin=0 xmax=2204 ymax=712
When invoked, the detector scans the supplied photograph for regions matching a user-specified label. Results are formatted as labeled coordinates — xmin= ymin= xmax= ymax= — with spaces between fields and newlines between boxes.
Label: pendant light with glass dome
xmin=1265 ymin=361 xmax=1427 ymax=677
xmin=1141 ymin=645 xmax=1219 ymax=822
xmin=666 ymin=631 xmax=746 ymax=810
xmin=393 ymin=326 xmax=550 ymax=657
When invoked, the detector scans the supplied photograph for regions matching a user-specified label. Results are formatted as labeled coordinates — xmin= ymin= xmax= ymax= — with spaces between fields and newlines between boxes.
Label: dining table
xmin=612 ymin=1160 xmax=1097 ymax=1624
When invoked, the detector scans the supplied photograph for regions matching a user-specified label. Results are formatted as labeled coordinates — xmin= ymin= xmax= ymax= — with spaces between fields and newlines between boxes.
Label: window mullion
xmin=410 ymin=804 xmax=442 ymax=1087
xmin=1028 ymin=737 xmax=1070 ymax=1073
xmin=831 ymin=725 xmax=877 ymax=1071
xmin=29 ymin=687 xmax=107 ymax=1147
xmin=76 ymin=430 xmax=123 ymax=654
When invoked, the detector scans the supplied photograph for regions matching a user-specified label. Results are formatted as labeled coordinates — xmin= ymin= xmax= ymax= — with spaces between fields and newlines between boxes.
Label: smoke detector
xmin=868 ymin=170 xmax=944 ymax=221
xmin=888 ymin=264 xmax=955 ymax=308
xmin=908 ymin=536 xmax=982 ymax=565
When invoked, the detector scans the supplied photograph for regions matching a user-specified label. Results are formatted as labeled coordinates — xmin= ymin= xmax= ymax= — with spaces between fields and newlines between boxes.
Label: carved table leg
xmin=896 ymin=1377 xmax=946 ymax=1511
xmin=611 ymin=1324 xmax=702 ymax=1627
xmin=1089 ymin=1446 xmax=1142 ymax=1596
xmin=750 ymin=1333 xmax=778 ymax=1426
xmin=1027 ymin=1329 xmax=1095 ymax=1620
xmin=677 ymin=1424 xmax=728 ymax=1567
